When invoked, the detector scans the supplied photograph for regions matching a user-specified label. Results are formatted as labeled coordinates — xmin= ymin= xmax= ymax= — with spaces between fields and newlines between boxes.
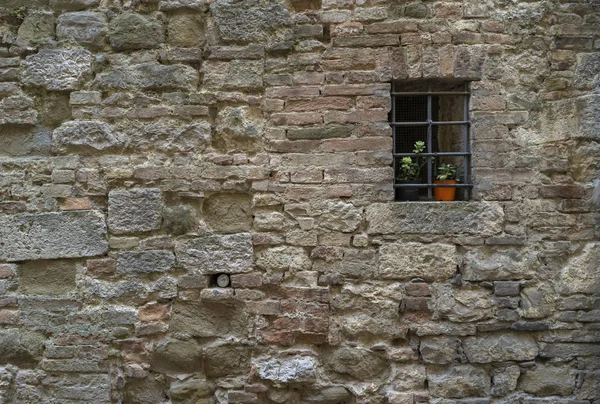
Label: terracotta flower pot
xmin=434 ymin=179 xmax=457 ymax=201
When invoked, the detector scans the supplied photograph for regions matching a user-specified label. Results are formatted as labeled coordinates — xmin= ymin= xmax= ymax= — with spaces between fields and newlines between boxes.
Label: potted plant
xmin=396 ymin=141 xmax=429 ymax=201
xmin=434 ymin=162 xmax=459 ymax=201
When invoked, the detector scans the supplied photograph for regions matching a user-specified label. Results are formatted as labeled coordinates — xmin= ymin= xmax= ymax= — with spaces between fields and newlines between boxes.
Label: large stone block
xmin=94 ymin=63 xmax=199 ymax=92
xmin=256 ymin=246 xmax=311 ymax=272
xmin=124 ymin=121 xmax=211 ymax=152
xmin=559 ymin=243 xmax=599 ymax=295
xmin=366 ymin=202 xmax=503 ymax=235
xmin=170 ymin=301 xmax=247 ymax=338
xmin=203 ymin=60 xmax=264 ymax=91
xmin=519 ymin=365 xmax=576 ymax=396
xmin=108 ymin=188 xmax=163 ymax=235
xmin=56 ymin=11 xmax=108 ymax=50
xmin=431 ymin=284 xmax=494 ymax=322
xmin=428 ymin=365 xmax=490 ymax=398
xmin=203 ymin=193 xmax=252 ymax=233
xmin=462 ymin=332 xmax=538 ymax=363
xmin=324 ymin=347 xmax=390 ymax=381
xmin=150 ymin=338 xmax=202 ymax=373
xmin=169 ymin=379 xmax=215 ymax=404
xmin=312 ymin=200 xmax=362 ymax=233
xmin=50 ymin=0 xmax=100 ymax=10
xmin=204 ymin=344 xmax=252 ymax=378
xmin=167 ymin=13 xmax=206 ymax=47
xmin=462 ymin=247 xmax=538 ymax=281
xmin=258 ymin=356 xmax=317 ymax=383
xmin=19 ymin=260 xmax=78 ymax=295
xmin=0 ymin=211 xmax=108 ymax=262
xmin=379 ymin=242 xmax=456 ymax=281
xmin=313 ymin=249 xmax=377 ymax=278
xmin=116 ymin=250 xmax=175 ymax=275
xmin=53 ymin=121 xmax=125 ymax=154
xmin=16 ymin=11 xmax=55 ymax=47
xmin=175 ymin=233 xmax=253 ymax=274
xmin=22 ymin=49 xmax=94 ymax=91
xmin=210 ymin=0 xmax=292 ymax=43
xmin=0 ymin=329 xmax=46 ymax=367
xmin=420 ymin=336 xmax=460 ymax=364
xmin=109 ymin=12 xmax=164 ymax=50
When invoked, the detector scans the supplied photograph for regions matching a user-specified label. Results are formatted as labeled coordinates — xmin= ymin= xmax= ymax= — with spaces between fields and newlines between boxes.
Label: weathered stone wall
xmin=0 ymin=0 xmax=598 ymax=403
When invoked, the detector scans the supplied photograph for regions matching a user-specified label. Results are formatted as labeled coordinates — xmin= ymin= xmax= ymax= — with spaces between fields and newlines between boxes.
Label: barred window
xmin=390 ymin=81 xmax=472 ymax=201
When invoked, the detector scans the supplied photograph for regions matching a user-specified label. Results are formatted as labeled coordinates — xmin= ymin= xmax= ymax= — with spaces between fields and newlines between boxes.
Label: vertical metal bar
xmin=392 ymin=81 xmax=397 ymax=200
xmin=426 ymin=81 xmax=432 ymax=199
xmin=462 ymin=82 xmax=469 ymax=200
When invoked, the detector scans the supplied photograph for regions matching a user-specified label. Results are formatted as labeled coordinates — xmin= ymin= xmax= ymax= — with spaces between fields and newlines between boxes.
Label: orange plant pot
xmin=434 ymin=179 xmax=457 ymax=201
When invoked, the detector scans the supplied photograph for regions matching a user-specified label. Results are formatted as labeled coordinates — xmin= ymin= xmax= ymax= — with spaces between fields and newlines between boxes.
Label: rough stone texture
xmin=0 ymin=0 xmax=598 ymax=402
xmin=175 ymin=233 xmax=254 ymax=274
xmin=366 ymin=202 xmax=504 ymax=235
xmin=0 ymin=211 xmax=108 ymax=262
xmin=463 ymin=332 xmax=538 ymax=363
xmin=108 ymin=188 xmax=163 ymax=235
xmin=379 ymin=242 xmax=456 ymax=281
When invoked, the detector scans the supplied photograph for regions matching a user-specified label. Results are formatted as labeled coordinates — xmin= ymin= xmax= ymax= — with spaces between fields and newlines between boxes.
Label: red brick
xmin=86 ymin=258 xmax=116 ymax=276
xmin=333 ymin=34 xmax=400 ymax=47
xmin=273 ymin=287 xmax=330 ymax=303
xmin=319 ymin=137 xmax=391 ymax=153
xmin=323 ymin=83 xmax=390 ymax=96
xmin=266 ymin=86 xmax=320 ymax=99
xmin=294 ymin=333 xmax=328 ymax=345
xmin=259 ymin=331 xmax=295 ymax=345
xmin=285 ymin=97 xmax=354 ymax=112
xmin=270 ymin=316 xmax=302 ymax=330
xmin=304 ymin=317 xmax=329 ymax=333
xmin=324 ymin=109 xmax=388 ymax=124
xmin=365 ymin=21 xmax=418 ymax=34
xmin=270 ymin=112 xmax=323 ymax=126
xmin=401 ymin=297 xmax=430 ymax=312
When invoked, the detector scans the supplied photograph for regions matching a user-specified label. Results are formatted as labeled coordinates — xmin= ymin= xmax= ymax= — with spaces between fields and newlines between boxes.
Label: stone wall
xmin=0 ymin=0 xmax=598 ymax=403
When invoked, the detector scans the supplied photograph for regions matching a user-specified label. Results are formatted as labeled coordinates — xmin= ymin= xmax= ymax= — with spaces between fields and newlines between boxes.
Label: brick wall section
xmin=0 ymin=0 xmax=599 ymax=403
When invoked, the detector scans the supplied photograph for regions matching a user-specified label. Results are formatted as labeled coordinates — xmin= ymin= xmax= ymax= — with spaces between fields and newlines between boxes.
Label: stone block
xmin=169 ymin=379 xmax=215 ymax=403
xmin=0 ymin=329 xmax=46 ymax=367
xmin=256 ymin=246 xmax=311 ymax=272
xmin=53 ymin=120 xmax=125 ymax=154
xmin=56 ymin=11 xmax=108 ymax=50
xmin=167 ymin=13 xmax=206 ymax=48
xmin=559 ymin=242 xmax=600 ymax=295
xmin=312 ymin=200 xmax=362 ymax=232
xmin=366 ymin=202 xmax=503 ymax=235
xmin=204 ymin=344 xmax=252 ymax=378
xmin=313 ymin=248 xmax=377 ymax=278
xmin=431 ymin=284 xmax=494 ymax=322
xmin=94 ymin=63 xmax=199 ymax=92
xmin=150 ymin=338 xmax=202 ymax=373
xmin=379 ymin=242 xmax=456 ymax=281
xmin=50 ymin=0 xmax=100 ymax=10
xmin=300 ymin=387 xmax=351 ymax=404
xmin=210 ymin=0 xmax=292 ymax=43
xmin=108 ymin=188 xmax=163 ymax=235
xmin=19 ymin=260 xmax=78 ymax=295
xmin=462 ymin=332 xmax=538 ymax=363
xmin=16 ymin=11 xmax=55 ymax=47
xmin=175 ymin=233 xmax=253 ymax=274
xmin=428 ymin=365 xmax=490 ymax=398
xmin=109 ymin=12 xmax=164 ymax=50
xmin=0 ymin=211 xmax=108 ymax=262
xmin=462 ymin=247 xmax=538 ymax=281
xmin=170 ymin=301 xmax=247 ymax=338
xmin=22 ymin=49 xmax=94 ymax=91
xmin=453 ymin=45 xmax=485 ymax=79
xmin=203 ymin=60 xmax=264 ymax=91
xmin=324 ymin=347 xmax=389 ymax=381
xmin=258 ymin=356 xmax=316 ymax=383
xmin=116 ymin=250 xmax=175 ymax=275
xmin=203 ymin=193 xmax=252 ymax=233
xmin=519 ymin=365 xmax=576 ymax=396
xmin=492 ymin=365 xmax=520 ymax=396
xmin=420 ymin=336 xmax=460 ymax=364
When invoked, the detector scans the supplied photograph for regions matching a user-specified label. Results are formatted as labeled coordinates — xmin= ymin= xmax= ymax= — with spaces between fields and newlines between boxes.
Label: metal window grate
xmin=390 ymin=81 xmax=472 ymax=200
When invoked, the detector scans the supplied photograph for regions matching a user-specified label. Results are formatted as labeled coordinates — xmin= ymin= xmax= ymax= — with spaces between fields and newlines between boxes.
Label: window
xmin=390 ymin=81 xmax=472 ymax=201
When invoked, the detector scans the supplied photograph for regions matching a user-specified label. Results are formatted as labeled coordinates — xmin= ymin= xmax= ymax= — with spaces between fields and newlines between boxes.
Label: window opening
xmin=391 ymin=81 xmax=472 ymax=201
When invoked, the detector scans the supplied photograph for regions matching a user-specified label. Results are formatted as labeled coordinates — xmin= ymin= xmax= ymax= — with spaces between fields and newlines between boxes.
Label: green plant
xmin=436 ymin=163 xmax=459 ymax=181
xmin=396 ymin=141 xmax=430 ymax=181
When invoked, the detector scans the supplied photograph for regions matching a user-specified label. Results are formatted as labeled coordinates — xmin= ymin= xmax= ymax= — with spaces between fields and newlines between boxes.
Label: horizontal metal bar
xmin=393 ymin=152 xmax=471 ymax=157
xmin=391 ymin=92 xmax=470 ymax=96
xmin=394 ymin=184 xmax=473 ymax=188
xmin=390 ymin=121 xmax=470 ymax=126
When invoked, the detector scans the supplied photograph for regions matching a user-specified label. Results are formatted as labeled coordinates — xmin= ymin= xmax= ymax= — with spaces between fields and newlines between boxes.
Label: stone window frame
xmin=390 ymin=80 xmax=473 ymax=200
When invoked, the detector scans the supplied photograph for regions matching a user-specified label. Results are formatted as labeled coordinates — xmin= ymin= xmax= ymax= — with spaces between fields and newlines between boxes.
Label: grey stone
xmin=50 ymin=0 xmax=100 ymax=10
xmin=53 ymin=120 xmax=125 ymax=154
xmin=203 ymin=60 xmax=264 ymax=91
xmin=366 ymin=202 xmax=503 ymax=235
xmin=539 ymin=343 xmax=600 ymax=359
xmin=324 ymin=347 xmax=390 ymax=381
xmin=124 ymin=121 xmax=211 ymax=152
xmin=519 ymin=365 xmax=576 ymax=396
xmin=574 ymin=53 xmax=600 ymax=90
xmin=19 ymin=259 xmax=78 ymax=295
xmin=0 ymin=329 xmax=46 ymax=367
xmin=428 ymin=365 xmax=491 ymax=398
xmin=313 ymin=200 xmax=362 ymax=233
xmin=519 ymin=285 xmax=554 ymax=319
xmin=95 ymin=62 xmax=199 ymax=92
xmin=491 ymin=365 xmax=520 ymax=396
xmin=210 ymin=0 xmax=292 ymax=43
xmin=0 ymin=96 xmax=38 ymax=126
xmin=454 ymin=45 xmax=485 ymax=80
xmin=116 ymin=250 xmax=175 ymax=275
xmin=577 ymin=371 xmax=600 ymax=401
xmin=163 ymin=205 xmax=198 ymax=236
xmin=170 ymin=301 xmax=247 ymax=338
xmin=256 ymin=246 xmax=311 ymax=272
xmin=0 ymin=211 xmax=108 ymax=262
xmin=287 ymin=126 xmax=352 ymax=140
xmin=22 ymin=49 xmax=94 ymax=91
xmin=109 ymin=12 xmax=165 ymax=50
xmin=169 ymin=379 xmax=215 ymax=404
xmin=379 ymin=242 xmax=456 ymax=281
xmin=431 ymin=284 xmax=494 ymax=322
xmin=420 ymin=336 xmax=460 ymax=364
xmin=258 ymin=356 xmax=317 ymax=383
xmin=167 ymin=13 xmax=205 ymax=48
xmin=150 ymin=338 xmax=202 ymax=373
xmin=214 ymin=106 xmax=263 ymax=152
xmin=203 ymin=193 xmax=252 ymax=233
xmin=56 ymin=12 xmax=108 ymax=50
xmin=16 ymin=11 xmax=55 ymax=47
xmin=108 ymin=188 xmax=163 ymax=235
xmin=559 ymin=242 xmax=599 ymax=295
xmin=462 ymin=332 xmax=538 ymax=363
xmin=123 ymin=374 xmax=166 ymax=404
xmin=462 ymin=247 xmax=538 ymax=281
xmin=313 ymin=249 xmax=377 ymax=278
xmin=204 ymin=345 xmax=252 ymax=378
xmin=159 ymin=0 xmax=206 ymax=10
xmin=175 ymin=233 xmax=254 ymax=274
xmin=301 ymin=387 xmax=351 ymax=404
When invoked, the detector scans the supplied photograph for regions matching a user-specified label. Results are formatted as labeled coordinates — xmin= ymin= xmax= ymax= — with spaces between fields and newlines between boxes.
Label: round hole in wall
xmin=216 ymin=273 xmax=230 ymax=288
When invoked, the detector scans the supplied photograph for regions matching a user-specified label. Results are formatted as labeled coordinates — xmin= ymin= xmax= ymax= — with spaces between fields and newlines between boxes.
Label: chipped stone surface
xmin=379 ymin=242 xmax=456 ymax=281
xmin=108 ymin=188 xmax=163 ymax=235
xmin=53 ymin=120 xmax=125 ymax=154
xmin=258 ymin=356 xmax=317 ymax=383
xmin=175 ymin=233 xmax=254 ymax=274
xmin=22 ymin=49 xmax=94 ymax=90
xmin=463 ymin=332 xmax=538 ymax=363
